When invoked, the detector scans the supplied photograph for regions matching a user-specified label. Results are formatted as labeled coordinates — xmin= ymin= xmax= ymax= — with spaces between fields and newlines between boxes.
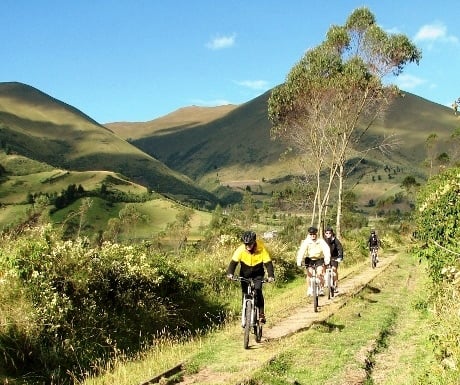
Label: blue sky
xmin=1 ymin=1 xmax=459 ymax=123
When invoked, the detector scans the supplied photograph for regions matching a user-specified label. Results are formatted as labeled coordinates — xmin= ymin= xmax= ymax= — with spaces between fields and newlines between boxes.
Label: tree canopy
xmin=268 ymin=7 xmax=421 ymax=236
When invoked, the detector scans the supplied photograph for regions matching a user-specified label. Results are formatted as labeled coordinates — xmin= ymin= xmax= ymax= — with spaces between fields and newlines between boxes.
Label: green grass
xmin=78 ymin=251 xmax=442 ymax=385
xmin=251 ymin=254 xmax=436 ymax=385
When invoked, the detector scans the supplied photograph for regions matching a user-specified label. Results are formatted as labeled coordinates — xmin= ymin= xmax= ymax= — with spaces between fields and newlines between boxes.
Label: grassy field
xmin=79 ymin=250 xmax=441 ymax=385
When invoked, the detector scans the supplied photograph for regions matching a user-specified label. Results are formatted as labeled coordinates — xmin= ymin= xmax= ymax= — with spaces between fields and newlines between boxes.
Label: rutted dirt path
xmin=264 ymin=253 xmax=397 ymax=341
xmin=144 ymin=254 xmax=399 ymax=385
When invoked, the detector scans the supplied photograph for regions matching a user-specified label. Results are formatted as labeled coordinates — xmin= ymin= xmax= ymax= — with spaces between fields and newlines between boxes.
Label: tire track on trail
xmin=264 ymin=253 xmax=397 ymax=341
xmin=142 ymin=253 xmax=398 ymax=385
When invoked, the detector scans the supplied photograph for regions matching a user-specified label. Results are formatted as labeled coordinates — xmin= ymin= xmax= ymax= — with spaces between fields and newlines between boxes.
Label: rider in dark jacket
xmin=368 ymin=230 xmax=380 ymax=261
xmin=368 ymin=230 xmax=380 ymax=249
xmin=324 ymin=227 xmax=343 ymax=292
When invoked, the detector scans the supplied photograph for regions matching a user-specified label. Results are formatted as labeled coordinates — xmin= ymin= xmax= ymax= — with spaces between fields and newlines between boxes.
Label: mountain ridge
xmin=0 ymin=82 xmax=219 ymax=207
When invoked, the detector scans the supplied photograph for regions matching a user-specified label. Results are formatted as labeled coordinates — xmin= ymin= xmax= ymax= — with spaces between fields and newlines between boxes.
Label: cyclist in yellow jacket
xmin=227 ymin=231 xmax=275 ymax=324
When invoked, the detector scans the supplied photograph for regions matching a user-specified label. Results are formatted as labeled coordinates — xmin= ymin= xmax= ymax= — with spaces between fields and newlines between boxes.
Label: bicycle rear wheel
xmin=243 ymin=301 xmax=252 ymax=349
xmin=254 ymin=308 xmax=262 ymax=343
xmin=327 ymin=270 xmax=335 ymax=299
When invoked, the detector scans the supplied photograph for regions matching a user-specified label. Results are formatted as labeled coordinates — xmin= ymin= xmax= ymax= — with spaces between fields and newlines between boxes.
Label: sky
xmin=1 ymin=1 xmax=459 ymax=123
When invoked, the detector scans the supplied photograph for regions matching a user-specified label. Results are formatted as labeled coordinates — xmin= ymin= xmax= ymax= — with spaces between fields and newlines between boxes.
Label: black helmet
xmin=325 ymin=226 xmax=333 ymax=233
xmin=371 ymin=230 xmax=375 ymax=235
xmin=241 ymin=231 xmax=256 ymax=244
xmin=308 ymin=226 xmax=318 ymax=235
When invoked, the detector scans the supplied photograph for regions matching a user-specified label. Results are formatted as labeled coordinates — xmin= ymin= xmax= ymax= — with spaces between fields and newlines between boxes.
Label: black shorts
xmin=330 ymin=259 xmax=339 ymax=268
xmin=305 ymin=258 xmax=324 ymax=268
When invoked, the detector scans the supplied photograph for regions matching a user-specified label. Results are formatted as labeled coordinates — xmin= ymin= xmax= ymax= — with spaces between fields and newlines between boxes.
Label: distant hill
xmin=109 ymin=91 xmax=293 ymax=186
xmin=1 ymin=81 xmax=459 ymax=216
xmin=0 ymin=82 xmax=219 ymax=207
xmin=108 ymin=89 xmax=460 ymax=190
xmin=106 ymin=104 xmax=238 ymax=139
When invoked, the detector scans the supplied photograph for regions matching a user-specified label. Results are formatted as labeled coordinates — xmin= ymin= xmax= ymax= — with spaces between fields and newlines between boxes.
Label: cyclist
xmin=296 ymin=226 xmax=331 ymax=296
xmin=324 ymin=226 xmax=343 ymax=293
xmin=368 ymin=230 xmax=380 ymax=262
xmin=227 ymin=231 xmax=275 ymax=324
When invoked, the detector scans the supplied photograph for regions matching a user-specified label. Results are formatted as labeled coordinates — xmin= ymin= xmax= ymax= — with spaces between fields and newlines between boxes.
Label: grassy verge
xmin=251 ymin=252 xmax=437 ymax=385
xmin=77 ymin=254 xmax=402 ymax=385
xmin=80 ymin=249 xmax=449 ymax=385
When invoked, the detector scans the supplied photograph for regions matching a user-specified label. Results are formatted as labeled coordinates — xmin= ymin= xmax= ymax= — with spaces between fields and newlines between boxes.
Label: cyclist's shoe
xmin=319 ymin=288 xmax=324 ymax=296
xmin=307 ymin=287 xmax=313 ymax=296
xmin=259 ymin=313 xmax=266 ymax=324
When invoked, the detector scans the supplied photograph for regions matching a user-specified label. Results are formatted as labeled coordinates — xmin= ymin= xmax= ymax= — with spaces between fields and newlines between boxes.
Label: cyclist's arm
xmin=227 ymin=260 xmax=238 ymax=276
xmin=336 ymin=239 xmax=344 ymax=259
xmin=264 ymin=260 xmax=275 ymax=279
xmin=320 ymin=239 xmax=331 ymax=265
xmin=296 ymin=239 xmax=308 ymax=266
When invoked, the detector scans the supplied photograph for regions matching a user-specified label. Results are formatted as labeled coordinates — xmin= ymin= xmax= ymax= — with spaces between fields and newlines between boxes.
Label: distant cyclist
xmin=324 ymin=226 xmax=343 ymax=293
xmin=368 ymin=230 xmax=380 ymax=262
xmin=227 ymin=231 xmax=275 ymax=324
xmin=296 ymin=226 xmax=331 ymax=296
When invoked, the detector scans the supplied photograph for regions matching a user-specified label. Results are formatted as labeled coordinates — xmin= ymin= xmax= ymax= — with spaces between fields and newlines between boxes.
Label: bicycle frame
xmin=233 ymin=277 xmax=265 ymax=349
xmin=371 ymin=247 xmax=378 ymax=268
xmin=325 ymin=264 xmax=335 ymax=299
xmin=304 ymin=263 xmax=322 ymax=312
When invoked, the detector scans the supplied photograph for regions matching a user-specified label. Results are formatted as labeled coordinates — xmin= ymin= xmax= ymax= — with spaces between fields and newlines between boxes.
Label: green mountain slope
xmin=0 ymin=82 xmax=218 ymax=206
xmin=110 ymin=89 xmax=459 ymax=188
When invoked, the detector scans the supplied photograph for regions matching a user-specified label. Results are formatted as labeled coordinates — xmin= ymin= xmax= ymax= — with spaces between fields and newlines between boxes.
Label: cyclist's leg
xmin=305 ymin=258 xmax=313 ymax=296
xmin=254 ymin=277 xmax=265 ymax=323
xmin=240 ymin=280 xmax=249 ymax=305
xmin=331 ymin=259 xmax=339 ymax=289
xmin=316 ymin=260 xmax=325 ymax=295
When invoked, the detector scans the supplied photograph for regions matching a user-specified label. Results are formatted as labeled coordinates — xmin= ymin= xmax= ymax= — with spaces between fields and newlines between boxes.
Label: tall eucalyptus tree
xmin=268 ymin=7 xmax=421 ymax=236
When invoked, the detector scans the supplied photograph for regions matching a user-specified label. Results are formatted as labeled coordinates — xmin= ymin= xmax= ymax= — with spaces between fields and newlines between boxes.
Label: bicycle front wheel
xmin=312 ymin=276 xmax=319 ymax=312
xmin=243 ymin=301 xmax=252 ymax=349
xmin=371 ymin=251 xmax=377 ymax=268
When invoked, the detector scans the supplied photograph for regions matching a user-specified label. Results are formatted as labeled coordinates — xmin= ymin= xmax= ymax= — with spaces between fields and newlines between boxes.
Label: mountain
xmin=1 ymin=81 xmax=458 ymax=213
xmin=0 ymin=82 xmax=218 ymax=207
xmin=106 ymin=89 xmax=459 ymax=189
xmin=108 ymin=91 xmax=293 ymax=187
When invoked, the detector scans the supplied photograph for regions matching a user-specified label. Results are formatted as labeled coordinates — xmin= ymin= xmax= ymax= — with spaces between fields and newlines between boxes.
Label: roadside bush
xmin=0 ymin=225 xmax=225 ymax=383
xmin=414 ymin=166 xmax=460 ymax=379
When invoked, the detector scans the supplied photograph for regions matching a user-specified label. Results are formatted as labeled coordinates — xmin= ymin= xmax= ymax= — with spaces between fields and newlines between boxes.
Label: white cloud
xmin=414 ymin=22 xmax=458 ymax=44
xmin=206 ymin=34 xmax=236 ymax=50
xmin=394 ymin=74 xmax=426 ymax=90
xmin=235 ymin=80 xmax=270 ymax=90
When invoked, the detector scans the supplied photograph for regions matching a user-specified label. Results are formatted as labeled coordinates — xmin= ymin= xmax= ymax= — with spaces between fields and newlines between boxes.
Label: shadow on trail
xmin=311 ymin=320 xmax=346 ymax=333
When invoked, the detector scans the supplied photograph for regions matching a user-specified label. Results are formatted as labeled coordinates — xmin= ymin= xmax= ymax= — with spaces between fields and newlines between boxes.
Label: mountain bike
xmin=232 ymin=277 xmax=265 ymax=349
xmin=325 ymin=264 xmax=335 ymax=299
xmin=304 ymin=263 xmax=322 ymax=312
xmin=370 ymin=247 xmax=378 ymax=268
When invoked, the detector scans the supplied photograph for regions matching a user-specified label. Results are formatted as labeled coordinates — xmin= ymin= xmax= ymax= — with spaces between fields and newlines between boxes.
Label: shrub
xmin=414 ymin=166 xmax=460 ymax=378
xmin=0 ymin=225 xmax=225 ymax=383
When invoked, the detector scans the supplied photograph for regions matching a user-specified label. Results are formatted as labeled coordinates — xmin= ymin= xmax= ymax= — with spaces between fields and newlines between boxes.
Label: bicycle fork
xmin=241 ymin=296 xmax=252 ymax=328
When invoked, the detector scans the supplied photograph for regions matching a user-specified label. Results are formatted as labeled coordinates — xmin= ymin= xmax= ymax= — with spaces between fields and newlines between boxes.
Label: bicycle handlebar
xmin=229 ymin=276 xmax=268 ymax=284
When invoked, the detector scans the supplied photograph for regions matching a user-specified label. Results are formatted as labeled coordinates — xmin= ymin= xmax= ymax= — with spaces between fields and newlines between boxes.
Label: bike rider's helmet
xmin=308 ymin=226 xmax=318 ymax=235
xmin=241 ymin=231 xmax=256 ymax=245
xmin=371 ymin=230 xmax=375 ymax=235
xmin=325 ymin=226 xmax=333 ymax=233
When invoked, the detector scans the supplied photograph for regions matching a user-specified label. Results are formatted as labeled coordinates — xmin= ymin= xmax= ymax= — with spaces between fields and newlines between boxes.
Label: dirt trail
xmin=149 ymin=254 xmax=398 ymax=385
xmin=265 ymin=253 xmax=397 ymax=341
